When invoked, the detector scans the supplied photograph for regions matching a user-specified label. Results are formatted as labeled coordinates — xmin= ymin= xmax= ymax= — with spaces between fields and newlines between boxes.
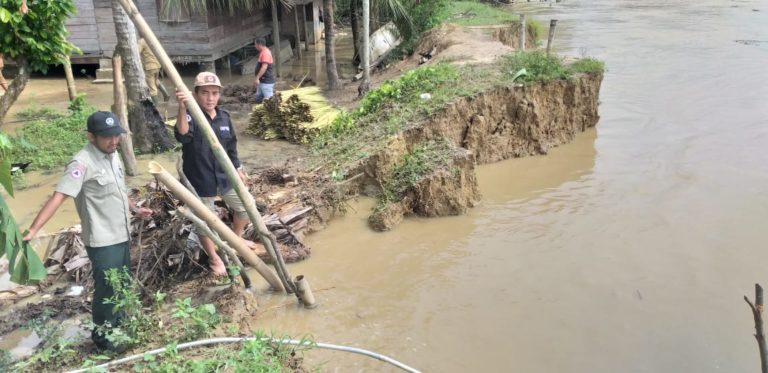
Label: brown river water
xmin=3 ymin=0 xmax=768 ymax=371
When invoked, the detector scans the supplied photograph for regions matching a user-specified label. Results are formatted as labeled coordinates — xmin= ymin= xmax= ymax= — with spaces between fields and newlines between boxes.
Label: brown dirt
xmin=360 ymin=73 xmax=603 ymax=230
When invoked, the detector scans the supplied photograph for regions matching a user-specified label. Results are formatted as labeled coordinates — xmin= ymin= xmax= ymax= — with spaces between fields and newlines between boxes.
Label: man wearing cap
xmin=253 ymin=37 xmax=276 ymax=103
xmin=175 ymin=72 xmax=251 ymax=277
xmin=23 ymin=111 xmax=152 ymax=352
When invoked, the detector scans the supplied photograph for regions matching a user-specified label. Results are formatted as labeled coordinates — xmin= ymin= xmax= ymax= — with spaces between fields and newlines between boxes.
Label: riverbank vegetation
xmin=9 ymin=98 xmax=94 ymax=171
xmin=314 ymin=52 xmax=605 ymax=182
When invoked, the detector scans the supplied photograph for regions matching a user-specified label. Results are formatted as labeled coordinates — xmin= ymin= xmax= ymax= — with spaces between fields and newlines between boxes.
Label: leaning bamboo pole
xmin=115 ymin=0 xmax=299 ymax=294
xmin=148 ymin=161 xmax=284 ymax=292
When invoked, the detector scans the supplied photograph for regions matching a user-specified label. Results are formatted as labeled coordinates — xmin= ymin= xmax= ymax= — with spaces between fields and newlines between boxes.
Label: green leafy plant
xmin=171 ymin=297 xmax=221 ymax=341
xmin=100 ymin=268 xmax=157 ymax=348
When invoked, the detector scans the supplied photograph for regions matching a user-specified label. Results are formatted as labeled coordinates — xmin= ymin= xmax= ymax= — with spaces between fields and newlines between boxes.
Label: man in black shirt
xmin=175 ymin=72 xmax=251 ymax=276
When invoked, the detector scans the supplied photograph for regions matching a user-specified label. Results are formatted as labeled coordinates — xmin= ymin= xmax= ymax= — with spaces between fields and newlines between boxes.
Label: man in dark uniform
xmin=175 ymin=72 xmax=253 ymax=277
xmin=23 ymin=111 xmax=152 ymax=351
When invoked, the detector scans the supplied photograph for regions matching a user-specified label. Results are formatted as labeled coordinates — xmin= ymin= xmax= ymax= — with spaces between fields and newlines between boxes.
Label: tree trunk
xmin=350 ymin=0 xmax=361 ymax=64
xmin=63 ymin=57 xmax=77 ymax=101
xmin=360 ymin=0 xmax=370 ymax=94
xmin=112 ymin=55 xmax=138 ymax=176
xmin=0 ymin=57 xmax=30 ymax=124
xmin=323 ymin=0 xmax=341 ymax=90
xmin=270 ymin=0 xmax=281 ymax=77
xmin=111 ymin=0 xmax=172 ymax=153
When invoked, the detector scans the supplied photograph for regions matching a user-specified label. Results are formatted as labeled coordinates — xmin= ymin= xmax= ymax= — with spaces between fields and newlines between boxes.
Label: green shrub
xmin=10 ymin=104 xmax=95 ymax=171
xmin=570 ymin=57 xmax=606 ymax=74
xmin=503 ymin=51 xmax=572 ymax=83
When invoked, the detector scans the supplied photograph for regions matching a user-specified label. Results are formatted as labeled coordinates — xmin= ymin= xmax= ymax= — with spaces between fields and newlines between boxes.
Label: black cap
xmin=87 ymin=111 xmax=126 ymax=136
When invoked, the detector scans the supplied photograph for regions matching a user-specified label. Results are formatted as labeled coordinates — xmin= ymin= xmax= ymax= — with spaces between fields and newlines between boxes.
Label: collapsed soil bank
xmin=357 ymin=72 xmax=603 ymax=230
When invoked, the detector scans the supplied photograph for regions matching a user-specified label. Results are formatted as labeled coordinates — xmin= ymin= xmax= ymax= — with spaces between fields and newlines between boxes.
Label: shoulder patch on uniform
xmin=69 ymin=162 xmax=86 ymax=179
xmin=186 ymin=114 xmax=192 ymax=122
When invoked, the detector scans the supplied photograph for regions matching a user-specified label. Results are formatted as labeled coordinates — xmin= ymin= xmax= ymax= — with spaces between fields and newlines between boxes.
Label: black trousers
xmin=85 ymin=241 xmax=130 ymax=343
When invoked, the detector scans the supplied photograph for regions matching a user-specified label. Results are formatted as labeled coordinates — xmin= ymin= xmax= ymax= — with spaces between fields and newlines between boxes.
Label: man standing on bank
xmin=253 ymin=37 xmax=276 ymax=103
xmin=23 ymin=111 xmax=152 ymax=351
xmin=175 ymin=72 xmax=254 ymax=277
xmin=138 ymin=37 xmax=169 ymax=105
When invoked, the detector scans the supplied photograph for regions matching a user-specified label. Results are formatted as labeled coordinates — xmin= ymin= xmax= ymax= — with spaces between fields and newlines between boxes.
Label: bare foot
xmin=243 ymin=239 xmax=267 ymax=255
xmin=208 ymin=257 xmax=227 ymax=277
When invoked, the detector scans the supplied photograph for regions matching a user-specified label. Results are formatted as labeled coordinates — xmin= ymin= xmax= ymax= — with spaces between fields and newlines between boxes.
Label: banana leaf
xmin=0 ymin=194 xmax=47 ymax=285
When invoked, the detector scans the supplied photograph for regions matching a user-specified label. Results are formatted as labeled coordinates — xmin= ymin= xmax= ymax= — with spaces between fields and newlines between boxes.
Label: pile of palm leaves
xmin=248 ymin=87 xmax=339 ymax=144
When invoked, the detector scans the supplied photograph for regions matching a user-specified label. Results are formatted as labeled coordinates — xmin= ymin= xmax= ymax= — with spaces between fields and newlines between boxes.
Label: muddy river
xmin=3 ymin=0 xmax=768 ymax=371
xmin=256 ymin=1 xmax=768 ymax=372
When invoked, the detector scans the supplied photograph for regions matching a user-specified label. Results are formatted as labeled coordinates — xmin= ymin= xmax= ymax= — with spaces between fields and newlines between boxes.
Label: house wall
xmin=206 ymin=6 xmax=272 ymax=61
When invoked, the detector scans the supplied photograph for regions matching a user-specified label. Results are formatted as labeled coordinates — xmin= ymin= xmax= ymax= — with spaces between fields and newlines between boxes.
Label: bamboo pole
xmin=63 ymin=57 xmax=77 ymax=101
xmin=178 ymin=207 xmax=253 ymax=290
xmin=271 ymin=0 xmax=281 ymax=77
xmin=115 ymin=0 xmax=299 ymax=295
xmin=302 ymin=4 xmax=310 ymax=51
xmin=546 ymin=19 xmax=558 ymax=56
xmin=293 ymin=7 xmax=303 ymax=59
xmin=746 ymin=283 xmax=768 ymax=373
xmin=112 ymin=55 xmax=138 ymax=176
xmin=518 ymin=14 xmax=526 ymax=51
xmin=149 ymin=161 xmax=284 ymax=292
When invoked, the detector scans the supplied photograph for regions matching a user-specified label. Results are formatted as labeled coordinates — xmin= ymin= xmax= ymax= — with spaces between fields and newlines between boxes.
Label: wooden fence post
xmin=546 ymin=19 xmax=558 ymax=56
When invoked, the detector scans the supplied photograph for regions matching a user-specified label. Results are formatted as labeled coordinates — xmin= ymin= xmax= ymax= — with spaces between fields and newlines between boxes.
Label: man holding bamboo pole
xmin=175 ymin=72 xmax=262 ymax=277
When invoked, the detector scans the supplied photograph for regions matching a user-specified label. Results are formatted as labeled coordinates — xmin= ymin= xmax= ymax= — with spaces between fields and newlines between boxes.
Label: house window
xmin=156 ymin=0 xmax=191 ymax=23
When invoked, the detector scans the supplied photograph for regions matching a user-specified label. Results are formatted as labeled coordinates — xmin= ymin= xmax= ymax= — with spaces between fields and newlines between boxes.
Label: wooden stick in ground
xmin=293 ymin=6 xmax=302 ymax=59
xmin=178 ymin=207 xmax=253 ymax=290
xmin=63 ymin=57 xmax=77 ymax=101
xmin=745 ymin=283 xmax=768 ymax=373
xmin=546 ymin=19 xmax=558 ymax=56
xmin=518 ymin=14 xmax=526 ymax=51
xmin=112 ymin=54 xmax=138 ymax=176
xmin=115 ymin=0 xmax=296 ymax=295
xmin=149 ymin=161 xmax=283 ymax=292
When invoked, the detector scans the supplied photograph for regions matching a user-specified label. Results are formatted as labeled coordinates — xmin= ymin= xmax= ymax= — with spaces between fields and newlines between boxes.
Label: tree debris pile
xmin=28 ymin=168 xmax=319 ymax=296
xmin=248 ymin=87 xmax=341 ymax=144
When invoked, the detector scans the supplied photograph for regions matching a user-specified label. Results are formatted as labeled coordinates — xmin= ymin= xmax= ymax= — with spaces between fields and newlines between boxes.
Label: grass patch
xmin=313 ymin=63 xmax=477 ymax=176
xmin=9 ymin=103 xmax=94 ymax=171
xmin=503 ymin=51 xmax=605 ymax=83
xmin=438 ymin=1 xmax=516 ymax=26
xmin=569 ymin=57 xmax=606 ymax=74
xmin=381 ymin=141 xmax=454 ymax=203
xmin=503 ymin=51 xmax=573 ymax=83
